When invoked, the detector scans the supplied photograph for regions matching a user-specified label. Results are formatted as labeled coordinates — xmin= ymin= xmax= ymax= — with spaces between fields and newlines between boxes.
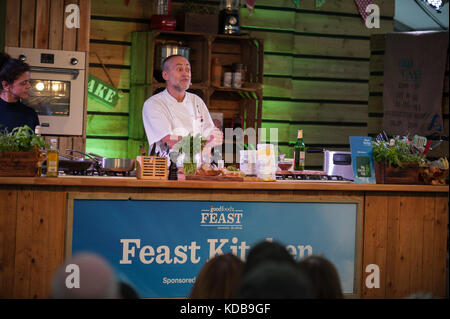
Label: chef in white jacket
xmin=142 ymin=55 xmax=223 ymax=163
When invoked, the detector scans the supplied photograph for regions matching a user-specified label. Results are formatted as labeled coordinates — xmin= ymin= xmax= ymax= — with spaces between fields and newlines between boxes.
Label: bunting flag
xmin=354 ymin=0 xmax=373 ymax=21
xmin=292 ymin=0 xmax=300 ymax=8
xmin=245 ymin=0 xmax=257 ymax=14
xmin=125 ymin=0 xmax=130 ymax=6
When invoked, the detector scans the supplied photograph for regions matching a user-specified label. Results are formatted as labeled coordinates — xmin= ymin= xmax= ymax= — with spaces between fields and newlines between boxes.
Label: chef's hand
xmin=206 ymin=127 xmax=224 ymax=148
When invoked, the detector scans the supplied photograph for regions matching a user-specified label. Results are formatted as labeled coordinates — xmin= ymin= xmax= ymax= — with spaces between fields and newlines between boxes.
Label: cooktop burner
xmin=276 ymin=170 xmax=353 ymax=182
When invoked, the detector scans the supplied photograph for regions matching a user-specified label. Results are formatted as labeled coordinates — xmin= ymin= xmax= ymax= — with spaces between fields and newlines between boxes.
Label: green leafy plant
xmin=372 ymin=138 xmax=425 ymax=168
xmin=0 ymin=125 xmax=48 ymax=152
xmin=173 ymin=133 xmax=206 ymax=163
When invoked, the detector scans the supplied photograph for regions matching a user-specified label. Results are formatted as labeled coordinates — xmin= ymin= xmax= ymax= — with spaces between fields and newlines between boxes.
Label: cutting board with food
xmin=184 ymin=164 xmax=262 ymax=182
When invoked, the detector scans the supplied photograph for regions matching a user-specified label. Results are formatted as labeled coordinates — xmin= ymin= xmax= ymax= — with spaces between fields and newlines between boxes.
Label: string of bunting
xmin=354 ymin=0 xmax=373 ymax=21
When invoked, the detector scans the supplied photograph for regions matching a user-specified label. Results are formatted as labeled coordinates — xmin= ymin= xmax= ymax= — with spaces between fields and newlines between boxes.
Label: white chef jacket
xmin=142 ymin=89 xmax=215 ymax=156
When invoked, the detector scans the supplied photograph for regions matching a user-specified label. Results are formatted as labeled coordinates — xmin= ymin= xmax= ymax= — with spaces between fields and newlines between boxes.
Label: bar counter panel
xmin=0 ymin=176 xmax=448 ymax=298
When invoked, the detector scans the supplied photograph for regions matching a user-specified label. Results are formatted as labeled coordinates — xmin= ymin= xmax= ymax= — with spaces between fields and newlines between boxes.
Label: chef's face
xmin=1 ymin=71 xmax=31 ymax=101
xmin=162 ymin=56 xmax=191 ymax=92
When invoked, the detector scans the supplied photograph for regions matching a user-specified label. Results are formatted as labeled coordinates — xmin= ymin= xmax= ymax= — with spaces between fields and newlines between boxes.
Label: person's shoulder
xmin=143 ymin=91 xmax=166 ymax=109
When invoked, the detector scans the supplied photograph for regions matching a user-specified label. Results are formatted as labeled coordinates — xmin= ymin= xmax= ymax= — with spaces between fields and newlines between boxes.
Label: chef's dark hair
xmin=162 ymin=54 xmax=189 ymax=71
xmin=0 ymin=52 xmax=30 ymax=91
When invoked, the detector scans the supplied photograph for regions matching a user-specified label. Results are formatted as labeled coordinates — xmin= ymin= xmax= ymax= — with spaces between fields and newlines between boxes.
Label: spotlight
xmin=422 ymin=0 xmax=448 ymax=10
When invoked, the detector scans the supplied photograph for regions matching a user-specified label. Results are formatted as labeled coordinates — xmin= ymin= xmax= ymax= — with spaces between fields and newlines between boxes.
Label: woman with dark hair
xmin=0 ymin=52 xmax=39 ymax=132
xmin=189 ymin=253 xmax=243 ymax=299
xmin=298 ymin=255 xmax=344 ymax=299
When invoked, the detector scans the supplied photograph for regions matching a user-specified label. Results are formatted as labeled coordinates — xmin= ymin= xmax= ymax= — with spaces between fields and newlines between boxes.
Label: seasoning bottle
xmin=294 ymin=130 xmax=306 ymax=171
xmin=211 ymin=58 xmax=222 ymax=87
xmin=34 ymin=125 xmax=43 ymax=176
xmin=46 ymin=138 xmax=59 ymax=177
xmin=232 ymin=63 xmax=245 ymax=88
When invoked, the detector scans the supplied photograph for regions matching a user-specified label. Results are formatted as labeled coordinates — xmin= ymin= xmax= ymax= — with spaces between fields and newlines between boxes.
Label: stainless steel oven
xmin=5 ymin=47 xmax=86 ymax=135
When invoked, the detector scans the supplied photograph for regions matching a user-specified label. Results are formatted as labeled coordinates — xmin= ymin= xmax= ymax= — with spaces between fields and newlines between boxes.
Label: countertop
xmin=0 ymin=176 xmax=448 ymax=192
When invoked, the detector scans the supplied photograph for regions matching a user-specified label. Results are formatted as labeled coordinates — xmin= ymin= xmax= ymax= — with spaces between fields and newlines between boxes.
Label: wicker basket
xmin=0 ymin=151 xmax=40 ymax=177
xmin=136 ymin=156 xmax=168 ymax=180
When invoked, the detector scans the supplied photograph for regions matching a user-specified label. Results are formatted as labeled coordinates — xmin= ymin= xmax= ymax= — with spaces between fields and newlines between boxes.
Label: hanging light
xmin=422 ymin=0 xmax=448 ymax=11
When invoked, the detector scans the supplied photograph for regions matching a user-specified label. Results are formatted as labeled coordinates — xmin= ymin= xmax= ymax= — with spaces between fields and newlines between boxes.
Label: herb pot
xmin=183 ymin=162 xmax=197 ymax=175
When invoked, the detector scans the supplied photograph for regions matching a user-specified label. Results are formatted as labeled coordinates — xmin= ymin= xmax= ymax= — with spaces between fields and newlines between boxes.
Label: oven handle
xmin=30 ymin=67 xmax=80 ymax=80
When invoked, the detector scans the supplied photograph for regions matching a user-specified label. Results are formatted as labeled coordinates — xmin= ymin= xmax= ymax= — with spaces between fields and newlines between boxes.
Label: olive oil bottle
xmin=34 ymin=126 xmax=43 ymax=176
xmin=46 ymin=138 xmax=59 ymax=177
xmin=294 ymin=129 xmax=306 ymax=171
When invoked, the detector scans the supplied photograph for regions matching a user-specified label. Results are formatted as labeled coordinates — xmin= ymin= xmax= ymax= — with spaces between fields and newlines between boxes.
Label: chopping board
xmin=185 ymin=175 xmax=244 ymax=182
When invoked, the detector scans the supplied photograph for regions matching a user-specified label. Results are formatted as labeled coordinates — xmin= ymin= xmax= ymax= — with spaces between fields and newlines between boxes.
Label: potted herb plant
xmin=176 ymin=1 xmax=219 ymax=33
xmin=0 ymin=125 xmax=48 ymax=177
xmin=173 ymin=133 xmax=206 ymax=175
xmin=372 ymin=137 xmax=425 ymax=184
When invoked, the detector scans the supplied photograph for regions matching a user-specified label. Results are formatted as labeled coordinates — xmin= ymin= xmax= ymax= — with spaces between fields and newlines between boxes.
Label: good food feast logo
xmin=200 ymin=205 xmax=243 ymax=230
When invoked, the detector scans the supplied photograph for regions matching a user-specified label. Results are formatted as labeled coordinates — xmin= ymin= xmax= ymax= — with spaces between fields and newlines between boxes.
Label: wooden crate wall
xmin=240 ymin=0 xmax=394 ymax=168
xmin=87 ymin=0 xmax=152 ymax=158
xmin=368 ymin=34 xmax=449 ymax=159
xmin=3 ymin=0 xmax=91 ymax=155
xmin=89 ymin=0 xmax=394 ymax=164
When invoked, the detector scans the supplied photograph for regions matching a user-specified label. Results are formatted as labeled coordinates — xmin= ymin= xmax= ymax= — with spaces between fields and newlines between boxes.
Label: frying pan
xmin=68 ymin=150 xmax=135 ymax=172
xmin=42 ymin=154 xmax=94 ymax=173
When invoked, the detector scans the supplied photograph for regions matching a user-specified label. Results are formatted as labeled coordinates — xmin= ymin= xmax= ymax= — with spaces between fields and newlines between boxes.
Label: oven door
xmin=24 ymin=68 xmax=85 ymax=136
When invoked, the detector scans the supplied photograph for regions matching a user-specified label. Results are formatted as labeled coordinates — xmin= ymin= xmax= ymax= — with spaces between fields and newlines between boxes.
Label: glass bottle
xmin=34 ymin=126 xmax=43 ymax=176
xmin=294 ymin=129 xmax=306 ymax=171
xmin=211 ymin=57 xmax=222 ymax=87
xmin=46 ymin=138 xmax=59 ymax=177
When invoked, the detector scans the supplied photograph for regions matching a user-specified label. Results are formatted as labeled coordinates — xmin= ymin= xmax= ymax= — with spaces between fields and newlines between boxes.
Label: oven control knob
xmin=18 ymin=54 xmax=27 ymax=62
xmin=70 ymin=58 xmax=78 ymax=65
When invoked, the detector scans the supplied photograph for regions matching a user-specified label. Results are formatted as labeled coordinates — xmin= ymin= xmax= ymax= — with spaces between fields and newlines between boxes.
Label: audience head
xmin=51 ymin=252 xmax=119 ymax=299
xmin=189 ymin=253 xmax=243 ymax=299
xmin=237 ymin=261 xmax=313 ymax=299
xmin=297 ymin=255 xmax=344 ymax=299
xmin=119 ymin=281 xmax=140 ymax=299
xmin=242 ymin=240 xmax=296 ymax=276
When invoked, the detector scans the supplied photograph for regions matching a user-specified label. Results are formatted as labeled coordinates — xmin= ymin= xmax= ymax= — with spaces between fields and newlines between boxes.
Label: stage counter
xmin=0 ymin=176 xmax=448 ymax=298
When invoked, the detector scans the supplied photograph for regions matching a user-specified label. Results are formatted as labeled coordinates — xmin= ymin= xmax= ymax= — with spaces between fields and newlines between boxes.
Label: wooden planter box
xmin=0 ymin=151 xmax=40 ymax=177
xmin=374 ymin=161 xmax=420 ymax=184
xmin=176 ymin=13 xmax=219 ymax=33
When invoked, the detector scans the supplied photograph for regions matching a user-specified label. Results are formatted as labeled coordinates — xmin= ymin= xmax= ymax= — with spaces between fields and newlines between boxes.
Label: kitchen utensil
xmin=87 ymin=152 xmax=136 ymax=172
xmin=67 ymin=150 xmax=135 ymax=172
xmin=307 ymin=148 xmax=354 ymax=180
xmin=156 ymin=41 xmax=190 ymax=70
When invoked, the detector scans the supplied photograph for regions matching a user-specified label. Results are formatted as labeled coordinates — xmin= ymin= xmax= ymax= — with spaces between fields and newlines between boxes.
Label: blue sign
xmin=71 ymin=199 xmax=358 ymax=297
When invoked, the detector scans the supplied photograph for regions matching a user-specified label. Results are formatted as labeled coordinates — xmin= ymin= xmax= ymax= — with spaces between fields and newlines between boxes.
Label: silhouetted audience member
xmin=51 ymin=252 xmax=119 ymax=299
xmin=297 ymin=255 xmax=344 ymax=299
xmin=189 ymin=253 xmax=243 ymax=298
xmin=119 ymin=281 xmax=140 ymax=299
xmin=242 ymin=240 xmax=297 ymax=276
xmin=237 ymin=261 xmax=313 ymax=299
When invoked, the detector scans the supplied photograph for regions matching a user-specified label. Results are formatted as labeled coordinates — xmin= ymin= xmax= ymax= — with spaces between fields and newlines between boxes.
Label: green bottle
xmin=294 ymin=129 xmax=306 ymax=171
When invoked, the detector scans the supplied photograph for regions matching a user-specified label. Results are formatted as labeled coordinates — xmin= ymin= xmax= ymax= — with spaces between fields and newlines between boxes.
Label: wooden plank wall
xmin=87 ymin=0 xmax=152 ymax=158
xmin=87 ymin=0 xmax=394 ymax=165
xmin=3 ymin=0 xmax=91 ymax=155
xmin=363 ymin=192 xmax=448 ymax=298
xmin=0 ymin=188 xmax=66 ymax=298
xmin=368 ymin=34 xmax=449 ymax=159
xmin=241 ymin=0 xmax=394 ymax=168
